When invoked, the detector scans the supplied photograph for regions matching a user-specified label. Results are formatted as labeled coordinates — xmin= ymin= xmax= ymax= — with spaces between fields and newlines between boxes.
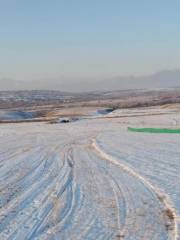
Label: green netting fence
xmin=128 ymin=127 xmax=180 ymax=134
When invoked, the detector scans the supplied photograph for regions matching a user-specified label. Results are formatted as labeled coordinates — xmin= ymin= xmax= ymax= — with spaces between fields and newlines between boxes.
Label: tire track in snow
xmin=88 ymin=144 xmax=164 ymax=239
xmin=0 ymin=145 xmax=74 ymax=238
xmin=92 ymin=139 xmax=178 ymax=240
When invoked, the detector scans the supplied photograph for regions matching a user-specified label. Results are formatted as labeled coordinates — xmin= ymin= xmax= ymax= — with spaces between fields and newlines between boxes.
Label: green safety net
xmin=128 ymin=127 xmax=180 ymax=133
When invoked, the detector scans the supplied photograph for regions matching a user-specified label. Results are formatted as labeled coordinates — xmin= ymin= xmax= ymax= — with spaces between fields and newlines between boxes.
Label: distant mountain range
xmin=0 ymin=69 xmax=180 ymax=92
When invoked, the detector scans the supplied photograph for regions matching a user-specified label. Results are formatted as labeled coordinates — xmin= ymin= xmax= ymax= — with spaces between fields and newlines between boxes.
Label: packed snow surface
xmin=0 ymin=111 xmax=35 ymax=121
xmin=0 ymin=107 xmax=180 ymax=240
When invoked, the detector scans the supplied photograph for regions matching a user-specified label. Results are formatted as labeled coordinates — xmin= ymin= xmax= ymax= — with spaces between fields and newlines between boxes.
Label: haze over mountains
xmin=0 ymin=69 xmax=180 ymax=92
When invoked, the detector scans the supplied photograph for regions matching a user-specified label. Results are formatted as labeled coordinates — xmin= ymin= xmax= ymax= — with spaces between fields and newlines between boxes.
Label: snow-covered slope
xmin=0 ymin=111 xmax=35 ymax=121
xmin=0 ymin=107 xmax=179 ymax=239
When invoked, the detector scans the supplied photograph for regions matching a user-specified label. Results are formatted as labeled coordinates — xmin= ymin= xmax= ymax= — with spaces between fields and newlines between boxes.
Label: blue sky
xmin=0 ymin=0 xmax=180 ymax=80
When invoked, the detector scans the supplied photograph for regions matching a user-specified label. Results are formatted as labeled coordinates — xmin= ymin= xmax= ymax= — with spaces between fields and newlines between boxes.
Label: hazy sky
xmin=0 ymin=0 xmax=180 ymax=81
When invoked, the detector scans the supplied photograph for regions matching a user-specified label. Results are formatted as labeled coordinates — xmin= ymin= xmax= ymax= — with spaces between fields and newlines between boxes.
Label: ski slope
xmin=0 ymin=107 xmax=180 ymax=239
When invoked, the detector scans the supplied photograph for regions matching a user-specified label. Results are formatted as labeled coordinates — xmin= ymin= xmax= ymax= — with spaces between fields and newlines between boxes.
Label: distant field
xmin=1 ymin=88 xmax=180 ymax=110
